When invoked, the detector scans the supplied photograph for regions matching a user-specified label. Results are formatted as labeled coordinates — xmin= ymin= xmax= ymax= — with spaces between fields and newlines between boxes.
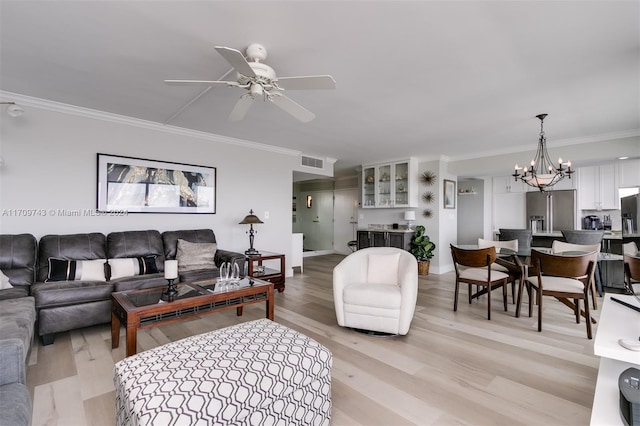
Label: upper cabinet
xmin=362 ymin=159 xmax=417 ymax=208
xmin=578 ymin=163 xmax=619 ymax=210
xmin=493 ymin=176 xmax=526 ymax=193
xmin=618 ymin=159 xmax=640 ymax=188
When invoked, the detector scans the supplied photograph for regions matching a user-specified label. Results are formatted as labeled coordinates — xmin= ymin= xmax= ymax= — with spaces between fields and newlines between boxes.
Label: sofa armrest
xmin=0 ymin=338 xmax=26 ymax=386
xmin=214 ymin=249 xmax=246 ymax=275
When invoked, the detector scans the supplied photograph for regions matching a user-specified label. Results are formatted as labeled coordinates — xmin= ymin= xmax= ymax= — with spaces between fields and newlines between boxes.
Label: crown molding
xmin=448 ymin=128 xmax=640 ymax=162
xmin=0 ymin=91 xmax=302 ymax=157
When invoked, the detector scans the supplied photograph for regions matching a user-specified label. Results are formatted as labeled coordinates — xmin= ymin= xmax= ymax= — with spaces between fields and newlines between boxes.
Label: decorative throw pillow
xmin=46 ymin=258 xmax=108 ymax=282
xmin=176 ymin=239 xmax=217 ymax=272
xmin=367 ymin=253 xmax=400 ymax=285
xmin=108 ymin=256 xmax=159 ymax=280
xmin=0 ymin=270 xmax=13 ymax=289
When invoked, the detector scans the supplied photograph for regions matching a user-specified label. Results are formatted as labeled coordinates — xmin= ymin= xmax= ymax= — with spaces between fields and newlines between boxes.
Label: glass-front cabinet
xmin=361 ymin=159 xmax=417 ymax=208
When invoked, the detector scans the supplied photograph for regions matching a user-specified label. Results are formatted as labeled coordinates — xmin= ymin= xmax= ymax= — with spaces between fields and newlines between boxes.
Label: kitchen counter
xmin=493 ymin=230 xmax=623 ymax=240
xmin=360 ymin=226 xmax=415 ymax=233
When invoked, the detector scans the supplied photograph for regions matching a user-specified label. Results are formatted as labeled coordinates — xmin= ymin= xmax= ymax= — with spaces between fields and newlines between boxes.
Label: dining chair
xmin=527 ymin=249 xmax=596 ymax=339
xmin=623 ymin=241 xmax=639 ymax=256
xmin=477 ymin=238 xmax=522 ymax=304
xmin=551 ymin=240 xmax=600 ymax=309
xmin=623 ymin=254 xmax=640 ymax=297
xmin=450 ymin=245 xmax=509 ymax=320
xmin=498 ymin=229 xmax=532 ymax=260
xmin=561 ymin=230 xmax=605 ymax=298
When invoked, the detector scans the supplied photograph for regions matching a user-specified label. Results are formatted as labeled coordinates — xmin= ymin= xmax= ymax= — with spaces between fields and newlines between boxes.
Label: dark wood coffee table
xmin=111 ymin=277 xmax=274 ymax=356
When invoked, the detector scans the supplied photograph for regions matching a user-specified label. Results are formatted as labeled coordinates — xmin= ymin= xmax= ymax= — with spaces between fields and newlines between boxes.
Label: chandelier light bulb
xmin=558 ymin=157 xmax=563 ymax=164
xmin=514 ymin=163 xmax=519 ymax=170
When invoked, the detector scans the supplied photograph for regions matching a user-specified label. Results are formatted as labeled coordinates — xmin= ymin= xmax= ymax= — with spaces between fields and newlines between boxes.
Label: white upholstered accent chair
xmin=333 ymin=247 xmax=418 ymax=335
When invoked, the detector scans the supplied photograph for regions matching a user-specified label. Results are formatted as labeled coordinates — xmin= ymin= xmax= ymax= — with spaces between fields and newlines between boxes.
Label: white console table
xmin=590 ymin=293 xmax=640 ymax=425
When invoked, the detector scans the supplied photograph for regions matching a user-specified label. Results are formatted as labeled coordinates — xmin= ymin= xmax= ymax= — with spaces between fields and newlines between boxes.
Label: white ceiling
xmin=1 ymin=1 xmax=639 ymax=178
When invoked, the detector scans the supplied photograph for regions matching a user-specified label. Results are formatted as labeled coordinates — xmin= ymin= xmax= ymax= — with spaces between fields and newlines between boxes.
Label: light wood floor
xmin=26 ymin=254 xmax=602 ymax=425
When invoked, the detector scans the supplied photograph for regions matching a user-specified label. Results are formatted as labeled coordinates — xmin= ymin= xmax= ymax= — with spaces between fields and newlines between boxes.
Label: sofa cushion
xmin=176 ymin=239 xmax=216 ymax=272
xmin=367 ymin=253 xmax=400 ymax=285
xmin=31 ymin=281 xmax=114 ymax=308
xmin=0 ymin=297 xmax=36 ymax=368
xmin=110 ymin=273 xmax=167 ymax=293
xmin=108 ymin=256 xmax=159 ymax=280
xmin=45 ymin=258 xmax=108 ymax=282
xmin=38 ymin=233 xmax=107 ymax=282
xmin=107 ymin=230 xmax=165 ymax=272
xmin=0 ymin=234 xmax=37 ymax=286
xmin=0 ymin=382 xmax=31 ymax=426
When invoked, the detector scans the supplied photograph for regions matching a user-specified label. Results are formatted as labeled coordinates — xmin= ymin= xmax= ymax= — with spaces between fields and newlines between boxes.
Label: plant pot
xmin=417 ymin=260 xmax=430 ymax=276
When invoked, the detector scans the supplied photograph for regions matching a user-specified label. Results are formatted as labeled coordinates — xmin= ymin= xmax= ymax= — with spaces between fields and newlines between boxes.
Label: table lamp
xmin=404 ymin=211 xmax=416 ymax=230
xmin=239 ymin=209 xmax=263 ymax=255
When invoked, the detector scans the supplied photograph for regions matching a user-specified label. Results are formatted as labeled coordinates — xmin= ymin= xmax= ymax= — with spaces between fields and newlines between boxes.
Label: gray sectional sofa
xmin=0 ymin=228 xmax=245 ymax=425
xmin=32 ymin=228 xmax=246 ymax=344
xmin=0 ymin=234 xmax=37 ymax=426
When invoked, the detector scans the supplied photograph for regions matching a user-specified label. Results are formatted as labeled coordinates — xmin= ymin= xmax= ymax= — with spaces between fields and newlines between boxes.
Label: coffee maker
xmin=583 ymin=215 xmax=601 ymax=230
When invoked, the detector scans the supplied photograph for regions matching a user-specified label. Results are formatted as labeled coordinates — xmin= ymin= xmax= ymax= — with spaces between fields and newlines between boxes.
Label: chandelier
xmin=512 ymin=114 xmax=573 ymax=192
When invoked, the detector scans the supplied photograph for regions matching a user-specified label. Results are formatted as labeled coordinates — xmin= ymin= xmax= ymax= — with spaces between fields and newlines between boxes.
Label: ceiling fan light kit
xmin=165 ymin=43 xmax=335 ymax=123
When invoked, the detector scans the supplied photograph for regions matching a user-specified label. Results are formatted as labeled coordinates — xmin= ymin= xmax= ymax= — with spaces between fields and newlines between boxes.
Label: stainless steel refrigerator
xmin=526 ymin=189 xmax=576 ymax=233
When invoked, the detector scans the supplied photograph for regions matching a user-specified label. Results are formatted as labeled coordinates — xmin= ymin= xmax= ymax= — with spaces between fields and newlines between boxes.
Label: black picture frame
xmin=97 ymin=153 xmax=216 ymax=214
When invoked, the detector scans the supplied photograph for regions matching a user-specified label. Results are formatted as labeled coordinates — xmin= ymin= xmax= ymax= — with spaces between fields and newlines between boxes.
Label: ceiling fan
xmin=165 ymin=43 xmax=336 ymax=123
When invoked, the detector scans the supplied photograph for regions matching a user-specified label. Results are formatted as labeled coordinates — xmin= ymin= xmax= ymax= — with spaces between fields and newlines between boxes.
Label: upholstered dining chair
xmin=623 ymin=241 xmax=639 ymax=256
xmin=527 ymin=249 xmax=596 ymax=339
xmin=477 ymin=238 xmax=523 ymax=304
xmin=498 ymin=229 xmax=532 ymax=260
xmin=623 ymin=254 xmax=640 ymax=296
xmin=551 ymin=240 xmax=600 ymax=309
xmin=450 ymin=245 xmax=509 ymax=320
xmin=333 ymin=247 xmax=418 ymax=335
xmin=561 ymin=230 xmax=605 ymax=298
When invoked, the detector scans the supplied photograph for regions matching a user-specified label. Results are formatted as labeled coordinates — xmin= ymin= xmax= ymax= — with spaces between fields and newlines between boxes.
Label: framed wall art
xmin=443 ymin=179 xmax=456 ymax=209
xmin=97 ymin=153 xmax=216 ymax=214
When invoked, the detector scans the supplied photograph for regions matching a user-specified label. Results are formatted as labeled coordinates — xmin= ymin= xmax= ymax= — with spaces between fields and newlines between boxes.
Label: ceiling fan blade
xmin=228 ymin=94 xmax=254 ymax=121
xmin=276 ymin=75 xmax=336 ymax=90
xmin=214 ymin=46 xmax=256 ymax=78
xmin=164 ymin=80 xmax=236 ymax=87
xmin=270 ymin=94 xmax=315 ymax=123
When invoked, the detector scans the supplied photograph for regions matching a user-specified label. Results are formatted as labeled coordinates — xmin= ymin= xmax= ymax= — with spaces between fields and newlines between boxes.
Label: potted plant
xmin=410 ymin=225 xmax=436 ymax=275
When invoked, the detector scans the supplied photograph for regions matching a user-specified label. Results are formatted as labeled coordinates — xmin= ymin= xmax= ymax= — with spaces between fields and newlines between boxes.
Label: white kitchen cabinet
xmin=618 ymin=159 xmax=640 ymax=188
xmin=493 ymin=176 xmax=526 ymax=193
xmin=492 ymin=192 xmax=526 ymax=229
xmin=578 ymin=164 xmax=619 ymax=210
xmin=361 ymin=159 xmax=417 ymax=208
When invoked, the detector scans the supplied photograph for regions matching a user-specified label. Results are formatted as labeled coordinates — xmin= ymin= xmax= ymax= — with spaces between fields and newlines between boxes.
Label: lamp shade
xmin=404 ymin=211 xmax=416 ymax=221
xmin=239 ymin=209 xmax=263 ymax=224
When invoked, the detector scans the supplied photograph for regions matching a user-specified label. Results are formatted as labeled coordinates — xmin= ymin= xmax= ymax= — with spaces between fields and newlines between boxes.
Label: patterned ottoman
xmin=113 ymin=319 xmax=332 ymax=426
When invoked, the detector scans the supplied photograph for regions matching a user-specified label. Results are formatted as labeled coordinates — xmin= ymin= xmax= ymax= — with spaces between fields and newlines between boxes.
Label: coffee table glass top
xmin=123 ymin=277 xmax=271 ymax=308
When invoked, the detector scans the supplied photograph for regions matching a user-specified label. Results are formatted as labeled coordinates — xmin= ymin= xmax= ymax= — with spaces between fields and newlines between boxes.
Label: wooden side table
xmin=246 ymin=251 xmax=285 ymax=292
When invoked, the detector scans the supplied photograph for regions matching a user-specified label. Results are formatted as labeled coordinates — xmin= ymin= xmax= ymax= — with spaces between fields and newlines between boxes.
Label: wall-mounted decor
xmin=420 ymin=171 xmax=436 ymax=186
xmin=421 ymin=191 xmax=434 ymax=204
xmin=443 ymin=179 xmax=456 ymax=209
xmin=97 ymin=153 xmax=216 ymax=214
xmin=422 ymin=209 xmax=433 ymax=218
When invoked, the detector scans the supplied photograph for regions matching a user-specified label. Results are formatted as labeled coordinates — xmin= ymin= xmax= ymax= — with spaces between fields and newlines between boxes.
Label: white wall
xmin=0 ymin=101 xmax=299 ymax=275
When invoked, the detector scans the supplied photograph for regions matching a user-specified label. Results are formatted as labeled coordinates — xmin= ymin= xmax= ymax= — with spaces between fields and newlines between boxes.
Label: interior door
xmin=334 ymin=188 xmax=358 ymax=255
